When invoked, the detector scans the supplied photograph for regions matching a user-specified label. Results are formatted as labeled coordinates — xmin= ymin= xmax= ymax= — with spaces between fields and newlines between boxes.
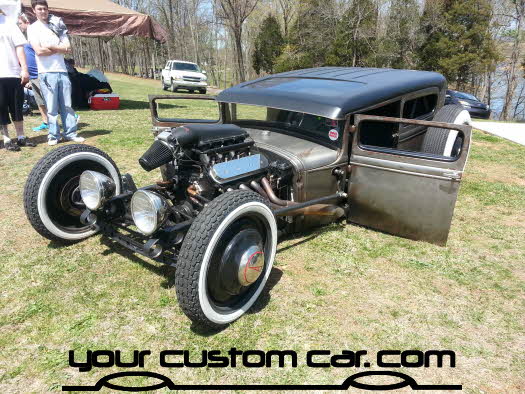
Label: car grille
xmin=183 ymin=75 xmax=201 ymax=82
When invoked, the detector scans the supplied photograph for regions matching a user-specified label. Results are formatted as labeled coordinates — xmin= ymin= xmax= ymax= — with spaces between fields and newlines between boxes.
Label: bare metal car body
xmin=24 ymin=67 xmax=472 ymax=328
xmin=150 ymin=68 xmax=471 ymax=246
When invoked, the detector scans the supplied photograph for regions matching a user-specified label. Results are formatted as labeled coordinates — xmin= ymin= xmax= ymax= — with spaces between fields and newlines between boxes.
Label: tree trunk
xmin=233 ymin=30 xmax=246 ymax=82
xmin=501 ymin=1 xmax=525 ymax=120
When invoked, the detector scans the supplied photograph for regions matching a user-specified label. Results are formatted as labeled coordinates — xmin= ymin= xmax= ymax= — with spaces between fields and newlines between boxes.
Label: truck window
xmin=172 ymin=62 xmax=200 ymax=72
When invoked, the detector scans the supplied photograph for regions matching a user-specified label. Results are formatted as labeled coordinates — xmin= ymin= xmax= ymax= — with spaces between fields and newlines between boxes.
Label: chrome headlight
xmin=79 ymin=171 xmax=116 ymax=210
xmin=131 ymin=190 xmax=169 ymax=236
xmin=459 ymin=100 xmax=471 ymax=107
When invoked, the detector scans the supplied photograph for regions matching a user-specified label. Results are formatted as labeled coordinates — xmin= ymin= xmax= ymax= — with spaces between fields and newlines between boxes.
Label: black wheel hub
xmin=59 ymin=176 xmax=86 ymax=217
xmin=44 ymin=159 xmax=110 ymax=233
xmin=207 ymin=217 xmax=266 ymax=307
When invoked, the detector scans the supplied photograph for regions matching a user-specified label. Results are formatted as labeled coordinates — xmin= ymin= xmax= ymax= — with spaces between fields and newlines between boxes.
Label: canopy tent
xmin=21 ymin=0 xmax=168 ymax=42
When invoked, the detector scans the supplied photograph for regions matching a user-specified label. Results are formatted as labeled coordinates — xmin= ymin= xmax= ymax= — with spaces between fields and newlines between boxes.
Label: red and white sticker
xmin=329 ymin=129 xmax=339 ymax=141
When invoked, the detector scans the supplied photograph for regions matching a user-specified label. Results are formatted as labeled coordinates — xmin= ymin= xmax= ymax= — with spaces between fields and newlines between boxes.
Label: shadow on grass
xmin=119 ymin=100 xmax=150 ymax=110
xmin=2 ymin=128 xmax=111 ymax=147
xmin=77 ymin=122 xmax=89 ymax=130
xmin=120 ymin=99 xmax=194 ymax=111
xmin=189 ymin=267 xmax=284 ymax=337
xmin=79 ymin=129 xmax=112 ymax=139
xmin=99 ymin=237 xmax=176 ymax=288
xmin=276 ymin=221 xmax=347 ymax=254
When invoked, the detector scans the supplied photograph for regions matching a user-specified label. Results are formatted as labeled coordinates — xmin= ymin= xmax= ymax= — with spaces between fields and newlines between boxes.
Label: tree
xmin=380 ymin=0 xmax=420 ymax=69
xmin=274 ymin=0 xmax=337 ymax=72
xmin=325 ymin=0 xmax=379 ymax=67
xmin=277 ymin=0 xmax=296 ymax=38
xmin=418 ymin=0 xmax=499 ymax=91
xmin=252 ymin=14 xmax=285 ymax=75
xmin=501 ymin=0 xmax=525 ymax=120
xmin=215 ymin=0 xmax=260 ymax=83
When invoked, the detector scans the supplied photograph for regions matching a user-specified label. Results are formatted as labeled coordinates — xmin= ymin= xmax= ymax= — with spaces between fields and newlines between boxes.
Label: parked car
xmin=161 ymin=60 xmax=207 ymax=94
xmin=24 ymin=67 xmax=472 ymax=329
xmin=445 ymin=89 xmax=490 ymax=119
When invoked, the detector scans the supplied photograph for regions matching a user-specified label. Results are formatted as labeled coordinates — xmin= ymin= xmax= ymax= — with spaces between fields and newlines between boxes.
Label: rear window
xmin=403 ymin=95 xmax=437 ymax=119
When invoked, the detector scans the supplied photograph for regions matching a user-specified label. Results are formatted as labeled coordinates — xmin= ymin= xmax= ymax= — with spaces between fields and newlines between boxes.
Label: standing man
xmin=0 ymin=7 xmax=36 ymax=152
xmin=18 ymin=13 xmax=48 ymax=132
xmin=27 ymin=0 xmax=84 ymax=146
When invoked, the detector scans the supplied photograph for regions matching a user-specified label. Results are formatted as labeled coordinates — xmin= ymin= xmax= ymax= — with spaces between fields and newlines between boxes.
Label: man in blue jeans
xmin=27 ymin=0 xmax=84 ymax=146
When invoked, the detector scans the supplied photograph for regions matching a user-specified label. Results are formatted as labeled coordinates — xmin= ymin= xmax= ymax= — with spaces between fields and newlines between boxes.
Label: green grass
xmin=0 ymin=73 xmax=524 ymax=392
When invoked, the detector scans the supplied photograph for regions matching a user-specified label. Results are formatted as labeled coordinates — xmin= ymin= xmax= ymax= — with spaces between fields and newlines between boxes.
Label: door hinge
xmin=443 ymin=171 xmax=462 ymax=180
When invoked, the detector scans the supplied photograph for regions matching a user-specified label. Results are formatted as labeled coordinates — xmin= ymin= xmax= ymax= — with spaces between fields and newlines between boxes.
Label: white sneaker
xmin=67 ymin=136 xmax=85 ymax=143
xmin=48 ymin=139 xmax=58 ymax=146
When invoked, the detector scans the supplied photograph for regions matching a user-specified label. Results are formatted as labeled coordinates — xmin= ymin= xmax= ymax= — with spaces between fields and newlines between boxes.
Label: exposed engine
xmin=138 ymin=124 xmax=294 ymax=214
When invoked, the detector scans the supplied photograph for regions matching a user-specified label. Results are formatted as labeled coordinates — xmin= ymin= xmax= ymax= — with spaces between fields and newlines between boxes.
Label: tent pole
xmin=152 ymin=41 xmax=157 ymax=80
xmin=97 ymin=37 xmax=105 ymax=72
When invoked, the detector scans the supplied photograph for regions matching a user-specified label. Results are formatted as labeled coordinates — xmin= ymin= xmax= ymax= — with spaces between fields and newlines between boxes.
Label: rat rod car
xmin=24 ymin=67 xmax=472 ymax=328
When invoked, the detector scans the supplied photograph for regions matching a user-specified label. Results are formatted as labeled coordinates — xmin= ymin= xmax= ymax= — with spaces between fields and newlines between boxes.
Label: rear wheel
xmin=175 ymin=190 xmax=277 ymax=329
xmin=199 ymin=89 xmax=207 ymax=95
xmin=422 ymin=105 xmax=471 ymax=156
xmin=24 ymin=144 xmax=121 ymax=243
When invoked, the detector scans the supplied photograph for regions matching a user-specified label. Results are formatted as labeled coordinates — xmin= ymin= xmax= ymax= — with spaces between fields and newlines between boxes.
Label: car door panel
xmin=348 ymin=115 xmax=471 ymax=246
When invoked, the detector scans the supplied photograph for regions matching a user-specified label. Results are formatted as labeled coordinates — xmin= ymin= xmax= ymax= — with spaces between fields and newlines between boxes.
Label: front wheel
xmin=175 ymin=190 xmax=277 ymax=329
xmin=170 ymin=79 xmax=177 ymax=93
xmin=23 ymin=144 xmax=121 ymax=243
xmin=199 ymin=89 xmax=207 ymax=95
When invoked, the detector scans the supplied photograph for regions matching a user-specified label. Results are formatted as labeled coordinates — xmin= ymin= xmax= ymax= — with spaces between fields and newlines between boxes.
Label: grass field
xmin=0 ymin=73 xmax=524 ymax=393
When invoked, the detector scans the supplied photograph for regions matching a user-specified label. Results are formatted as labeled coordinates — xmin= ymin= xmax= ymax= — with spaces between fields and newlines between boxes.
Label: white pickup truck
xmin=161 ymin=60 xmax=208 ymax=94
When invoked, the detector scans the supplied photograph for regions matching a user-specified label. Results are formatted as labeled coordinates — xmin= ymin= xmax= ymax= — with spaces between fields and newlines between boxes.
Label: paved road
xmin=472 ymin=121 xmax=525 ymax=146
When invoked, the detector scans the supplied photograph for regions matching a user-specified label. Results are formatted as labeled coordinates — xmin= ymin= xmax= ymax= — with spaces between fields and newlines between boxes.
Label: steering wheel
xmin=285 ymin=111 xmax=304 ymax=128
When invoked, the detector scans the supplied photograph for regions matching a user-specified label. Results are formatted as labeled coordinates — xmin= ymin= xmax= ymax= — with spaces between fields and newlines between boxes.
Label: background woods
xmin=69 ymin=0 xmax=525 ymax=120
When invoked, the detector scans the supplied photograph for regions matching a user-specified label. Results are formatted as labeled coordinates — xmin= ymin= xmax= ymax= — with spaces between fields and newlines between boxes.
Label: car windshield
xmin=230 ymin=104 xmax=345 ymax=148
xmin=454 ymin=91 xmax=479 ymax=101
xmin=173 ymin=62 xmax=200 ymax=72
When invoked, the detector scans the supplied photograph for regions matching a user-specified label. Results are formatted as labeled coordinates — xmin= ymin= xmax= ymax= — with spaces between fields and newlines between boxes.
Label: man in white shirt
xmin=0 ymin=6 xmax=36 ymax=151
xmin=27 ymin=0 xmax=84 ymax=145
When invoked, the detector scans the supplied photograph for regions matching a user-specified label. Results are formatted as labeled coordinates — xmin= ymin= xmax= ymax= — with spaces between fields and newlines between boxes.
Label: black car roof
xmin=217 ymin=67 xmax=447 ymax=119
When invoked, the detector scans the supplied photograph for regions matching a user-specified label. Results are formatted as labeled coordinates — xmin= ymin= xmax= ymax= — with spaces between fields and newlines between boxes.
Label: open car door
xmin=148 ymin=95 xmax=221 ymax=136
xmin=347 ymin=115 xmax=472 ymax=246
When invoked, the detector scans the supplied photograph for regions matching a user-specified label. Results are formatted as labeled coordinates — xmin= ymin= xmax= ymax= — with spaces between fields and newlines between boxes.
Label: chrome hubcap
xmin=238 ymin=247 xmax=264 ymax=286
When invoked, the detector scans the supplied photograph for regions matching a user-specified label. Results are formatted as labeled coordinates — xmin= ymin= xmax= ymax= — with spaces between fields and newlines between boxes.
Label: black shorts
xmin=0 ymin=78 xmax=24 ymax=125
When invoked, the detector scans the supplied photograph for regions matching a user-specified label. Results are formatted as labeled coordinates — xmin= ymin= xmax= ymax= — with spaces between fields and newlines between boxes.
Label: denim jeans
xmin=39 ymin=72 xmax=77 ymax=141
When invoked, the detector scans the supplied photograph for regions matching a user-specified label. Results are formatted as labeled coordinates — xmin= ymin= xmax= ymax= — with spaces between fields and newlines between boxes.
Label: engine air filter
xmin=139 ymin=140 xmax=173 ymax=172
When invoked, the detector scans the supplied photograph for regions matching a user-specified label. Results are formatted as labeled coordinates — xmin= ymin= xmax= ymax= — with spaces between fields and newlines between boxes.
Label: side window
xmin=359 ymin=101 xmax=401 ymax=148
xmin=165 ymin=61 xmax=171 ymax=70
xmin=403 ymin=95 xmax=437 ymax=119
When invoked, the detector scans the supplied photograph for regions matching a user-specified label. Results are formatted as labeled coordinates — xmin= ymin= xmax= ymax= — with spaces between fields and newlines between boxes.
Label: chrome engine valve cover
xmin=210 ymin=154 xmax=269 ymax=185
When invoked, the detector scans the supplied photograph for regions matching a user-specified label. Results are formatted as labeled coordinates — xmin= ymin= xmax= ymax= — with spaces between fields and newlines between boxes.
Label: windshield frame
xmin=228 ymin=103 xmax=345 ymax=150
